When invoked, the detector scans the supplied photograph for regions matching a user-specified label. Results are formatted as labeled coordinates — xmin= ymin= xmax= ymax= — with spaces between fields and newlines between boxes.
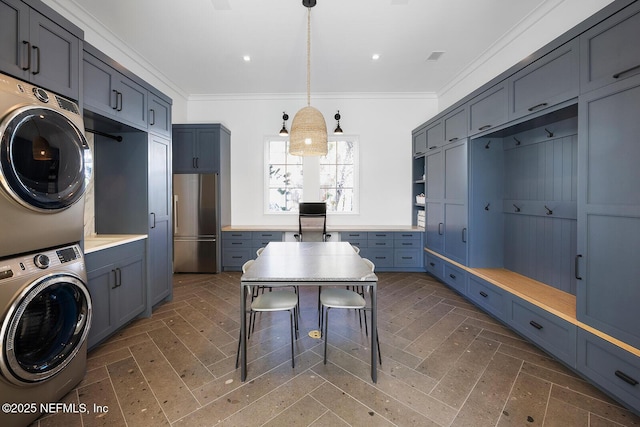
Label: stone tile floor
xmin=33 ymin=272 xmax=640 ymax=426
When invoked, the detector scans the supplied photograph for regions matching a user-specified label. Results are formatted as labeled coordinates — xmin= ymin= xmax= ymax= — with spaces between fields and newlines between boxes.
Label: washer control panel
xmin=0 ymin=244 xmax=82 ymax=281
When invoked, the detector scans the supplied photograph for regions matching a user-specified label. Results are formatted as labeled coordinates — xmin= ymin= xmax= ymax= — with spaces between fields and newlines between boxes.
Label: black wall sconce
xmin=279 ymin=112 xmax=289 ymax=136
xmin=334 ymin=110 xmax=343 ymax=135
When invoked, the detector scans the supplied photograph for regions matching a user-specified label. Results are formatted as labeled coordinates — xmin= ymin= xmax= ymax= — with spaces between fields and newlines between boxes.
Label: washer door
xmin=0 ymin=273 xmax=92 ymax=385
xmin=0 ymin=106 xmax=87 ymax=211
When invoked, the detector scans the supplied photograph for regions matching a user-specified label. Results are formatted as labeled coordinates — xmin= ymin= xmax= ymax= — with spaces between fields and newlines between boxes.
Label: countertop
xmin=221 ymin=225 xmax=423 ymax=232
xmin=83 ymin=234 xmax=148 ymax=254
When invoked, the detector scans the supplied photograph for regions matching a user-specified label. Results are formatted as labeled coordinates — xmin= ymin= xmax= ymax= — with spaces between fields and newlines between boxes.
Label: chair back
xmin=297 ymin=202 xmax=329 ymax=242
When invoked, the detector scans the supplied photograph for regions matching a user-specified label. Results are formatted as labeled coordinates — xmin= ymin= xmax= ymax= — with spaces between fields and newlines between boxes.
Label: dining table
xmin=239 ymin=241 xmax=379 ymax=382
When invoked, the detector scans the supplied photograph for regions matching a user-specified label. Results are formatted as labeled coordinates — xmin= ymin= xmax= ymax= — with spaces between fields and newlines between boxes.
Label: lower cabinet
xmin=221 ymin=231 xmax=283 ymax=271
xmin=343 ymin=231 xmax=424 ymax=271
xmin=577 ymin=329 xmax=640 ymax=412
xmin=507 ymin=296 xmax=577 ymax=368
xmin=85 ymin=240 xmax=146 ymax=349
xmin=466 ymin=276 xmax=506 ymax=321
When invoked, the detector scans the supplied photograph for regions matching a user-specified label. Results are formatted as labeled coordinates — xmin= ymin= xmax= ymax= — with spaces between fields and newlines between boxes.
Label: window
xmin=320 ymin=139 xmax=357 ymax=212
xmin=265 ymin=137 xmax=358 ymax=213
xmin=266 ymin=139 xmax=303 ymax=212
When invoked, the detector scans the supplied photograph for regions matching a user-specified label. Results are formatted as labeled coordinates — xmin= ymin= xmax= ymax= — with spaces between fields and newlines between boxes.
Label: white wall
xmin=187 ymin=93 xmax=437 ymax=227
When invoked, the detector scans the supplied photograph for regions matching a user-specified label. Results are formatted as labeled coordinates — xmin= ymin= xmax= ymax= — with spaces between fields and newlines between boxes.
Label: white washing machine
xmin=0 ymin=73 xmax=90 ymax=258
xmin=0 ymin=243 xmax=91 ymax=427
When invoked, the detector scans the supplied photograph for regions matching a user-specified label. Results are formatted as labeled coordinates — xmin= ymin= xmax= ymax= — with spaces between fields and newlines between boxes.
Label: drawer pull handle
xmin=615 ymin=370 xmax=639 ymax=386
xmin=438 ymin=223 xmax=444 ymax=235
xmin=429 ymin=145 xmax=438 ymax=150
xmin=527 ymin=102 xmax=548 ymax=112
xmin=613 ymin=64 xmax=640 ymax=79
xmin=375 ymin=257 xmax=385 ymax=260
xmin=448 ymin=137 xmax=459 ymax=142
xmin=429 ymin=262 xmax=435 ymax=267
xmin=529 ymin=321 xmax=543 ymax=330
xmin=478 ymin=124 xmax=492 ymax=131
xmin=575 ymin=255 xmax=583 ymax=280
xmin=402 ymin=257 xmax=412 ymax=260
xmin=232 ymin=256 xmax=243 ymax=259
xmin=479 ymin=291 xmax=488 ymax=298
xmin=449 ymin=273 xmax=456 ymax=279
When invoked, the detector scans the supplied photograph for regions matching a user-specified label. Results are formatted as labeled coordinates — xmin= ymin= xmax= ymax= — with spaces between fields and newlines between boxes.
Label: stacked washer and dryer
xmin=0 ymin=73 xmax=92 ymax=427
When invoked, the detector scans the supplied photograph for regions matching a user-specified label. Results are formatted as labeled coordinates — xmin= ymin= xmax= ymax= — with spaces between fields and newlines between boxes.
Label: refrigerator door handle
xmin=174 ymin=195 xmax=179 ymax=233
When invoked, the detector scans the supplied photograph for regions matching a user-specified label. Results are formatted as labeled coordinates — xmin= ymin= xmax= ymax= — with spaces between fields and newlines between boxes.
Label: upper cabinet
xmin=443 ymin=106 xmax=467 ymax=143
xmin=0 ymin=0 xmax=81 ymax=99
xmin=508 ymin=38 xmax=579 ymax=121
xmin=173 ymin=124 xmax=228 ymax=174
xmin=412 ymin=126 xmax=427 ymax=156
xmin=468 ymin=81 xmax=508 ymax=136
xmin=580 ymin=1 xmax=640 ymax=93
xmin=83 ymin=50 xmax=147 ymax=130
xmin=148 ymin=92 xmax=172 ymax=137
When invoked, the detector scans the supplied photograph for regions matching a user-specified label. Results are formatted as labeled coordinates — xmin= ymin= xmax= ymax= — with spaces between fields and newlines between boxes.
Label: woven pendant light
xmin=289 ymin=2 xmax=328 ymax=157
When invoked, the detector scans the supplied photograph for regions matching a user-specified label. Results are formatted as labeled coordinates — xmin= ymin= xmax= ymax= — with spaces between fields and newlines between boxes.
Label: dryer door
xmin=0 ymin=106 xmax=88 ymax=211
xmin=0 ymin=273 xmax=92 ymax=385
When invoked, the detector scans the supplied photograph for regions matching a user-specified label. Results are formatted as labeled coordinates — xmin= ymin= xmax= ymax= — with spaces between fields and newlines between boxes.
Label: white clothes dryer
xmin=0 ymin=243 xmax=91 ymax=427
xmin=0 ymin=73 xmax=90 ymax=258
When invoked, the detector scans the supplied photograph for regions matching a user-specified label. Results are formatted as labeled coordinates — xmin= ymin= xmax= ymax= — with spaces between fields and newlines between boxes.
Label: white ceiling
xmin=49 ymin=0 xmax=608 ymax=97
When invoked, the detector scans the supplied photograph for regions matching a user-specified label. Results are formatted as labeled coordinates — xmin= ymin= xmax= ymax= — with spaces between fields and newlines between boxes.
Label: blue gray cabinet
xmin=507 ymin=38 xmax=579 ymax=121
xmin=467 ymin=81 xmax=508 ymax=136
xmin=222 ymin=231 xmax=255 ymax=271
xmin=580 ymin=1 xmax=640 ymax=93
xmin=576 ymin=74 xmax=640 ymax=349
xmin=412 ymin=126 xmax=427 ymax=156
xmin=83 ymin=47 xmax=147 ymax=130
xmin=0 ymin=0 xmax=81 ymax=99
xmin=85 ymin=240 xmax=146 ymax=349
xmin=148 ymin=134 xmax=173 ymax=306
xmin=443 ymin=106 xmax=467 ymax=144
xmin=148 ymin=92 xmax=172 ymax=137
xmin=173 ymin=124 xmax=229 ymax=173
xmin=341 ymin=231 xmax=423 ymax=271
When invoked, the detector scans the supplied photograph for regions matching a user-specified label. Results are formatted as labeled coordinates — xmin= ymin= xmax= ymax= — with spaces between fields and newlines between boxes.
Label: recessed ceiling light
xmin=243 ymin=55 xmax=251 ymax=62
xmin=372 ymin=54 xmax=380 ymax=60
xmin=426 ymin=51 xmax=445 ymax=61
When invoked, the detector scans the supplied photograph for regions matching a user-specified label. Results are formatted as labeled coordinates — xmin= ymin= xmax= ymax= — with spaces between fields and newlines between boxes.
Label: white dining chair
xmin=236 ymin=260 xmax=299 ymax=369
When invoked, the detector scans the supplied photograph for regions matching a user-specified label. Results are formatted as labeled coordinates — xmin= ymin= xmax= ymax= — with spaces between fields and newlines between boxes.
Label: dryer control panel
xmin=0 ymin=244 xmax=83 ymax=281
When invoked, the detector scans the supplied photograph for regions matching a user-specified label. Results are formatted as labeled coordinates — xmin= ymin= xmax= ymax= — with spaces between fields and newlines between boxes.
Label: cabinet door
xmin=29 ymin=9 xmax=79 ymax=99
xmin=580 ymin=1 xmax=640 ymax=93
xmin=86 ymin=262 xmax=116 ymax=348
xmin=443 ymin=107 xmax=467 ymax=143
xmin=115 ymin=73 xmax=147 ymax=129
xmin=444 ymin=140 xmax=467 ymax=201
xmin=443 ymin=203 xmax=467 ymax=263
xmin=412 ymin=127 xmax=427 ymax=156
xmin=194 ymin=128 xmax=220 ymax=172
xmin=172 ymin=128 xmax=197 ymax=172
xmin=425 ymin=149 xmax=443 ymax=199
xmin=0 ymin=0 xmax=29 ymax=79
xmin=148 ymin=92 xmax=171 ymax=136
xmin=468 ymin=82 xmax=508 ymax=136
xmin=577 ymin=77 xmax=640 ymax=348
xmin=425 ymin=201 xmax=443 ymax=252
xmin=149 ymin=135 xmax=173 ymax=304
xmin=83 ymin=54 xmax=116 ymax=116
xmin=114 ymin=254 xmax=146 ymax=325
xmin=426 ymin=121 xmax=444 ymax=150
xmin=508 ymin=38 xmax=579 ymax=120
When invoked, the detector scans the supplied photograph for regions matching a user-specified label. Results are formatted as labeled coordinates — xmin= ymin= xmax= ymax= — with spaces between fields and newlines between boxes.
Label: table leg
xmin=370 ymin=281 xmax=377 ymax=383
xmin=240 ymin=282 xmax=247 ymax=381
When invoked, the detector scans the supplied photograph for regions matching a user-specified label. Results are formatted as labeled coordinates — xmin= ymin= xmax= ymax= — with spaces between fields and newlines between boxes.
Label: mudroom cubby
xmin=469 ymin=107 xmax=579 ymax=295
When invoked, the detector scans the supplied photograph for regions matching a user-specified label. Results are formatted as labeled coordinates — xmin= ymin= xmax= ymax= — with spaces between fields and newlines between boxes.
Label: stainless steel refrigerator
xmin=173 ymin=173 xmax=219 ymax=273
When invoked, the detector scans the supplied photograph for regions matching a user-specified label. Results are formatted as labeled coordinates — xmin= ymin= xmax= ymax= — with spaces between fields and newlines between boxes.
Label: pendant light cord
xmin=306 ymin=7 xmax=311 ymax=106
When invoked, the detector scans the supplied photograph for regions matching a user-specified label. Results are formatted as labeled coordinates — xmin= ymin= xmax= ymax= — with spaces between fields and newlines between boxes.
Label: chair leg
xmin=317 ymin=287 xmax=322 ymax=328
xmin=289 ymin=309 xmax=295 ymax=368
xmin=323 ymin=306 xmax=330 ymax=364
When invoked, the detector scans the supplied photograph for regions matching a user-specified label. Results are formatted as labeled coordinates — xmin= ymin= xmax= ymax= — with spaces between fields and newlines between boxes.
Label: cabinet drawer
xmin=508 ymin=38 xmax=579 ymax=120
xmin=466 ymin=276 xmax=506 ymax=321
xmin=361 ymin=248 xmax=394 ymax=268
xmin=425 ymin=253 xmax=444 ymax=280
xmin=342 ymin=231 xmax=367 ymax=240
xmin=394 ymin=231 xmax=423 ymax=241
xmin=223 ymin=231 xmax=252 ymax=240
xmin=222 ymin=239 xmax=252 ymax=248
xmin=509 ymin=297 xmax=577 ymax=367
xmin=394 ymin=249 xmax=422 ymax=268
xmin=347 ymin=240 xmax=367 ymax=249
xmin=443 ymin=263 xmax=466 ymax=294
xmin=394 ymin=239 xmax=421 ymax=249
xmin=368 ymin=239 xmax=393 ymax=248
xmin=577 ymin=329 xmax=640 ymax=411
xmin=222 ymin=249 xmax=252 ymax=267
xmin=367 ymin=232 xmax=393 ymax=240
xmin=252 ymin=231 xmax=283 ymax=241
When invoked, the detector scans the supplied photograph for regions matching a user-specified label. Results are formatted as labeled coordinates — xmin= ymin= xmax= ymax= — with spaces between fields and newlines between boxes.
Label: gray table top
xmin=241 ymin=242 xmax=378 ymax=283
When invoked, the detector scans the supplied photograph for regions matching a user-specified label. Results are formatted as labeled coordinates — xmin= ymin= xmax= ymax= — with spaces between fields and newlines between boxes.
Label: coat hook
xmin=485 ymin=140 xmax=491 ymax=149
xmin=513 ymin=137 xmax=521 ymax=145
xmin=513 ymin=204 xmax=521 ymax=212
xmin=544 ymin=128 xmax=554 ymax=138
xmin=544 ymin=205 xmax=553 ymax=215
xmin=485 ymin=203 xmax=490 ymax=211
